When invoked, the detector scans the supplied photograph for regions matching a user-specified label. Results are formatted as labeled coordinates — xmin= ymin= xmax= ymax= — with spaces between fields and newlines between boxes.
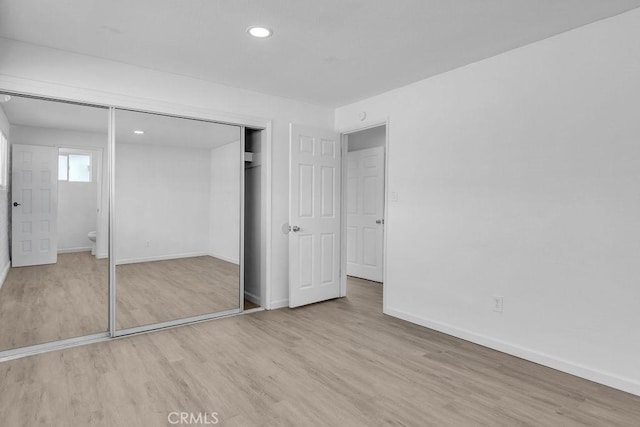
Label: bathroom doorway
xmin=57 ymin=147 xmax=104 ymax=258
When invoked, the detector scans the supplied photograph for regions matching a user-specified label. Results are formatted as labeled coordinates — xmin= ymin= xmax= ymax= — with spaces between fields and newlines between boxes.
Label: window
xmin=0 ymin=131 xmax=7 ymax=189
xmin=58 ymin=151 xmax=92 ymax=182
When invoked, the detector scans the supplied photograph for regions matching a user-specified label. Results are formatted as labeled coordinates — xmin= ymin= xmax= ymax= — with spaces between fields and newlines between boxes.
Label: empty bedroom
xmin=1 ymin=1 xmax=640 ymax=425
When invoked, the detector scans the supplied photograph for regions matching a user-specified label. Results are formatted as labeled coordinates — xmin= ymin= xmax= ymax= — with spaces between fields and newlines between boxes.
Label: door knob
xmin=289 ymin=225 xmax=301 ymax=232
xmin=376 ymin=219 xmax=384 ymax=224
xmin=13 ymin=202 xmax=21 ymax=207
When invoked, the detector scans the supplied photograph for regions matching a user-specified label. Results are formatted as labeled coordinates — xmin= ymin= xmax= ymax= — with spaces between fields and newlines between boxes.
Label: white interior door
xmin=289 ymin=124 xmax=341 ymax=307
xmin=11 ymin=144 xmax=59 ymax=267
xmin=346 ymin=146 xmax=384 ymax=282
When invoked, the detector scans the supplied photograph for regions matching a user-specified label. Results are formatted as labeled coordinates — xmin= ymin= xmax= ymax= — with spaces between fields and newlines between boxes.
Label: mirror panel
xmin=0 ymin=94 xmax=109 ymax=351
xmin=114 ymin=109 xmax=241 ymax=330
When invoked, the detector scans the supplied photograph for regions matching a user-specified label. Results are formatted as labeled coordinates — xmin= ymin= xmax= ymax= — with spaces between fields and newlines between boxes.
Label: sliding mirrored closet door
xmin=114 ymin=109 xmax=242 ymax=332
xmin=0 ymin=94 xmax=109 ymax=351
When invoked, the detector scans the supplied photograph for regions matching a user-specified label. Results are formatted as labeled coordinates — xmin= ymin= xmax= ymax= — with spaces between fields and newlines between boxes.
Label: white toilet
xmin=88 ymin=231 xmax=97 ymax=255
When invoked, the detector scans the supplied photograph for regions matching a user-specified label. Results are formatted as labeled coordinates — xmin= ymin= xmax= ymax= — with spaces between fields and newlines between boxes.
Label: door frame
xmin=53 ymin=145 xmax=104 ymax=255
xmin=338 ymin=118 xmax=390 ymax=311
xmin=0 ymin=76 xmax=273 ymax=360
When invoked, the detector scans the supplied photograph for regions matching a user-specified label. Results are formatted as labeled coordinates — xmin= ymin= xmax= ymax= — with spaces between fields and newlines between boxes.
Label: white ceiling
xmin=0 ymin=95 xmax=240 ymax=148
xmin=1 ymin=96 xmax=108 ymax=134
xmin=114 ymin=109 xmax=240 ymax=148
xmin=1 ymin=1 xmax=640 ymax=106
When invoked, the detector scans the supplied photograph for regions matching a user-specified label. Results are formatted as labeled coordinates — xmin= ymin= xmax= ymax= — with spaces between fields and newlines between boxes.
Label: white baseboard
xmin=116 ymin=252 xmax=209 ymax=265
xmin=116 ymin=252 xmax=242 ymax=265
xmin=269 ymin=298 xmax=289 ymax=310
xmin=58 ymin=247 xmax=92 ymax=254
xmin=385 ymin=307 xmax=640 ymax=397
xmin=208 ymin=252 xmax=240 ymax=265
xmin=243 ymin=291 xmax=261 ymax=306
xmin=0 ymin=261 xmax=10 ymax=291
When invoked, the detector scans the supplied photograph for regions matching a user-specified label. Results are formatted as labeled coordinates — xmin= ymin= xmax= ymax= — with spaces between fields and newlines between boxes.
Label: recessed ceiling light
xmin=0 ymin=94 xmax=11 ymax=103
xmin=247 ymin=26 xmax=272 ymax=38
xmin=133 ymin=130 xmax=144 ymax=135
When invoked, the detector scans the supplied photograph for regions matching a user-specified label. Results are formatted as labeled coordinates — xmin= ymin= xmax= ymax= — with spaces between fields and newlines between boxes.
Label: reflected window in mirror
xmin=58 ymin=150 xmax=92 ymax=182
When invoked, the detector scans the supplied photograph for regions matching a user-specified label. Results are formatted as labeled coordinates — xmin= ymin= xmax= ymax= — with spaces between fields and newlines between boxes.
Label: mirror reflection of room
xmin=114 ymin=109 xmax=242 ymax=330
xmin=0 ymin=94 xmax=109 ymax=351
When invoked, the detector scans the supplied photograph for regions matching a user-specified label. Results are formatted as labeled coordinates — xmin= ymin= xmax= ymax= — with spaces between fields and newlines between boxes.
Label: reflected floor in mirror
xmin=0 ymin=253 xmax=242 ymax=351
xmin=0 ymin=252 xmax=108 ymax=351
xmin=116 ymin=256 xmax=240 ymax=330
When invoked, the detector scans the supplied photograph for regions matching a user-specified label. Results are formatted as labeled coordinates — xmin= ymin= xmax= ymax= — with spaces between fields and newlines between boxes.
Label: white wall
xmin=115 ymin=143 xmax=211 ymax=263
xmin=9 ymin=125 xmax=108 ymax=256
xmin=0 ymin=105 xmax=10 ymax=287
xmin=335 ymin=9 xmax=640 ymax=395
xmin=347 ymin=125 xmax=385 ymax=152
xmin=0 ymin=38 xmax=334 ymax=308
xmin=208 ymin=140 xmax=240 ymax=264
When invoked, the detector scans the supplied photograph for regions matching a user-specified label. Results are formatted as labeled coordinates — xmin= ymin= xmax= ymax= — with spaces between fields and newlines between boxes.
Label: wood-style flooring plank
xmin=0 ymin=253 xmax=240 ymax=350
xmin=0 ymin=277 xmax=639 ymax=426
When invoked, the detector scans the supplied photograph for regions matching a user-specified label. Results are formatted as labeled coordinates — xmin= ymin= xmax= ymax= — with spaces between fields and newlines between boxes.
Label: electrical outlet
xmin=493 ymin=296 xmax=504 ymax=313
xmin=390 ymin=191 xmax=399 ymax=202
xmin=145 ymin=241 xmax=150 ymax=248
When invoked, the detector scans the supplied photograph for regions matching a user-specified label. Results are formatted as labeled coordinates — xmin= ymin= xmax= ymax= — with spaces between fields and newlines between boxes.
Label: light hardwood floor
xmin=0 ymin=252 xmax=240 ymax=350
xmin=116 ymin=255 xmax=240 ymax=329
xmin=0 ymin=252 xmax=108 ymax=351
xmin=1 ymin=277 xmax=639 ymax=426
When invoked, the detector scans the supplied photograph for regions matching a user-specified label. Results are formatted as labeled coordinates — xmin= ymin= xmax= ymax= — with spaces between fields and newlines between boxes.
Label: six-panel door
xmin=11 ymin=144 xmax=58 ymax=267
xmin=346 ymin=146 xmax=384 ymax=282
xmin=289 ymin=124 xmax=341 ymax=307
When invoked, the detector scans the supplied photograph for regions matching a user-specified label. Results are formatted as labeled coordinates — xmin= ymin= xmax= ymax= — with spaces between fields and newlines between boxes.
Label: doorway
xmin=341 ymin=124 xmax=387 ymax=304
xmin=243 ymin=127 xmax=267 ymax=311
